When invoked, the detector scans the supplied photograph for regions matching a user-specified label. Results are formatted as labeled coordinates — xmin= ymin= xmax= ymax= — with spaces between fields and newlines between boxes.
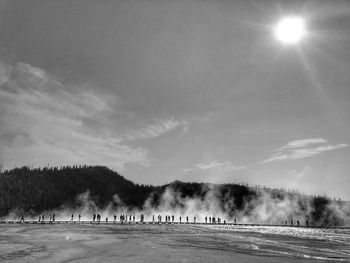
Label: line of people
xmin=37 ymin=213 xmax=56 ymax=223
xmin=18 ymin=214 xmax=312 ymax=227
xmin=204 ymin=216 xmax=227 ymax=224
xmin=20 ymin=213 xmax=229 ymax=224
xmin=284 ymin=219 xmax=309 ymax=227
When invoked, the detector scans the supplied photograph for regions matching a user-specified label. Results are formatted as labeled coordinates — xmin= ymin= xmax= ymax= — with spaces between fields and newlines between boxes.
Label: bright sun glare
xmin=274 ymin=16 xmax=306 ymax=45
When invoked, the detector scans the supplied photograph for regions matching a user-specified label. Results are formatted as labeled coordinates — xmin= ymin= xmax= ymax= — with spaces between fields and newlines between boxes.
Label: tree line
xmin=0 ymin=165 xmax=348 ymax=226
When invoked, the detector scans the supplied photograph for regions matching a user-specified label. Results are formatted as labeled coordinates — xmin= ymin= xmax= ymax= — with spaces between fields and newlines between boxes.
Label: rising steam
xmin=4 ymin=183 xmax=350 ymax=227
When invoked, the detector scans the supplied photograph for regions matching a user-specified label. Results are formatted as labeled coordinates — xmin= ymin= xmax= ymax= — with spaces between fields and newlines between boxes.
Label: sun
xmin=274 ymin=16 xmax=307 ymax=45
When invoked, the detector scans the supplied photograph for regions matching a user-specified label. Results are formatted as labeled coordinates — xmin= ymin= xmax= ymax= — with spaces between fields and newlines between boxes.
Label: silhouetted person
xmin=306 ymin=220 xmax=309 ymax=227
xmin=106 ymin=217 xmax=108 ymax=222
xmin=297 ymin=220 xmax=300 ymax=227
xmin=78 ymin=214 xmax=81 ymax=221
xmin=52 ymin=213 xmax=55 ymax=222
xmin=290 ymin=219 xmax=293 ymax=226
xmin=224 ymin=220 xmax=226 ymax=225
xmin=133 ymin=215 xmax=135 ymax=222
xmin=38 ymin=216 xmax=41 ymax=222
xmin=152 ymin=215 xmax=155 ymax=223
xmin=179 ymin=216 xmax=182 ymax=223
xmin=234 ymin=218 xmax=236 ymax=224
xmin=42 ymin=214 xmax=45 ymax=222
xmin=186 ymin=216 xmax=189 ymax=223
xmin=113 ymin=214 xmax=116 ymax=223
xmin=172 ymin=215 xmax=174 ymax=222
xmin=209 ymin=217 xmax=211 ymax=223
xmin=93 ymin=214 xmax=96 ymax=222
xmin=212 ymin=217 xmax=215 ymax=224
xmin=205 ymin=217 xmax=207 ymax=223
xmin=20 ymin=215 xmax=24 ymax=222
xmin=71 ymin=214 xmax=74 ymax=222
xmin=194 ymin=217 xmax=196 ymax=223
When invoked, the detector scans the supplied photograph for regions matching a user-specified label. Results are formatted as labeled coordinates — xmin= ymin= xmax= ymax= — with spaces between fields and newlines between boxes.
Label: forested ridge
xmin=0 ymin=166 xmax=154 ymax=216
xmin=0 ymin=165 xmax=348 ymax=226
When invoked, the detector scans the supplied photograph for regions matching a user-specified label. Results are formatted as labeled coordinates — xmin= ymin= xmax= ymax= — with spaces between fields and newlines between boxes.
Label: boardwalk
xmin=1 ymin=220 xmax=348 ymax=229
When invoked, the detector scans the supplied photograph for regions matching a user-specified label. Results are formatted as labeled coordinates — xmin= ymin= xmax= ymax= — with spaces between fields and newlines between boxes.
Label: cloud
xmin=280 ymin=138 xmax=327 ymax=149
xmin=262 ymin=138 xmax=348 ymax=164
xmin=0 ymin=60 xmax=149 ymax=170
xmin=123 ymin=118 xmax=188 ymax=141
xmin=288 ymin=166 xmax=310 ymax=179
xmin=182 ymin=161 xmax=246 ymax=173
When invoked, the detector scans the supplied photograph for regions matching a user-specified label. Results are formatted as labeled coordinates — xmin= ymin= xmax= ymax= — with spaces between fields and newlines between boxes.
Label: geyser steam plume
xmin=1 ymin=166 xmax=349 ymax=226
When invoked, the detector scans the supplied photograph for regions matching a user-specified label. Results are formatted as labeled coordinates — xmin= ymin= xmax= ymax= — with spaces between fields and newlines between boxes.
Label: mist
xmin=4 ymin=183 xmax=349 ymax=227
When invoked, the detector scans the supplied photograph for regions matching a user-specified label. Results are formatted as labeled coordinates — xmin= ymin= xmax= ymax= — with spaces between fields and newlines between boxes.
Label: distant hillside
xmin=0 ymin=166 xmax=349 ymax=226
xmin=0 ymin=166 xmax=154 ymax=216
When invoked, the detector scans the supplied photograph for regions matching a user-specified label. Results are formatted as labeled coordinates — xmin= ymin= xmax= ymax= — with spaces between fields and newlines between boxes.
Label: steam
xmin=3 ymin=184 xmax=350 ymax=227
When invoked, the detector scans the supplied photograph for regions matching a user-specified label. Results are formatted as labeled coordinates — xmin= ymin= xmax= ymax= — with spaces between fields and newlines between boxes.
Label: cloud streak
xmin=262 ymin=138 xmax=348 ymax=164
xmin=288 ymin=166 xmax=310 ymax=179
xmin=182 ymin=161 xmax=246 ymax=173
xmin=280 ymin=138 xmax=327 ymax=149
xmin=0 ymin=61 xmax=150 ymax=170
xmin=123 ymin=118 xmax=188 ymax=141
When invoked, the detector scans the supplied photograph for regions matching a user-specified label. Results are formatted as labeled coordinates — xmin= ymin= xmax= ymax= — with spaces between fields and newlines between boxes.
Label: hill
xmin=0 ymin=166 xmax=154 ymax=216
xmin=0 ymin=165 xmax=349 ymax=226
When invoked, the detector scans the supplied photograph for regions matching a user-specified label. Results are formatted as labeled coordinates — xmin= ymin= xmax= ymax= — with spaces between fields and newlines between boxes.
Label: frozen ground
xmin=0 ymin=224 xmax=349 ymax=262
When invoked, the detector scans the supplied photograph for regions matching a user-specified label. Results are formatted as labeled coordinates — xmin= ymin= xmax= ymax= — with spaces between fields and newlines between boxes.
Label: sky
xmin=0 ymin=0 xmax=350 ymax=199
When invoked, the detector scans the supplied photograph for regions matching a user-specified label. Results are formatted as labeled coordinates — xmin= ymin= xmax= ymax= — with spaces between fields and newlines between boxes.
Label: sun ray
xmin=295 ymin=46 xmax=346 ymax=125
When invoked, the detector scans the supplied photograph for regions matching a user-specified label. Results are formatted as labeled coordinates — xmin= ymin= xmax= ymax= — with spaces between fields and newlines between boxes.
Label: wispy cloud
xmin=0 ymin=61 xmax=149 ymax=170
xmin=182 ymin=161 xmax=246 ymax=173
xmin=123 ymin=118 xmax=188 ymax=141
xmin=288 ymin=166 xmax=310 ymax=179
xmin=262 ymin=138 xmax=348 ymax=164
xmin=280 ymin=138 xmax=327 ymax=149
